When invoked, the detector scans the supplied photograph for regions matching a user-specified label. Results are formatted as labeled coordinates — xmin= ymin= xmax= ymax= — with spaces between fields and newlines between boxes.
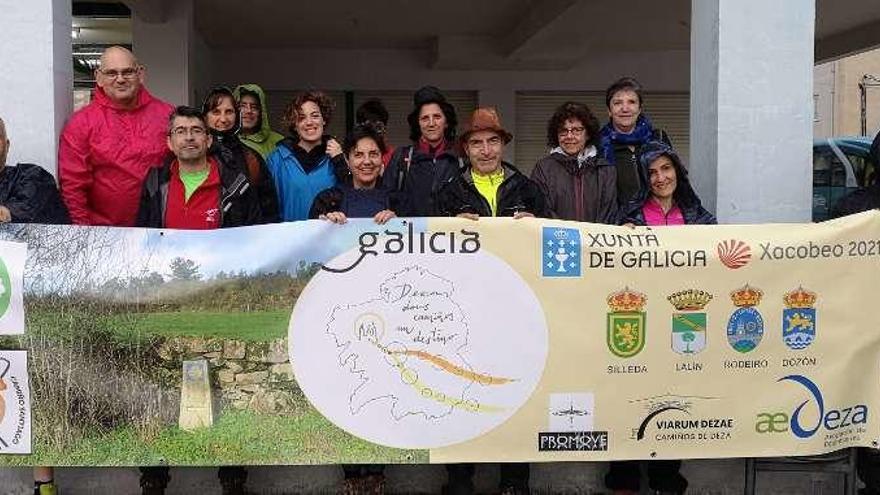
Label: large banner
xmin=0 ymin=212 xmax=878 ymax=466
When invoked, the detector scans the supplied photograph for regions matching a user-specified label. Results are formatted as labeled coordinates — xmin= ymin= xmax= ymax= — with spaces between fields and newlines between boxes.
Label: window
xmin=812 ymin=146 xmax=846 ymax=187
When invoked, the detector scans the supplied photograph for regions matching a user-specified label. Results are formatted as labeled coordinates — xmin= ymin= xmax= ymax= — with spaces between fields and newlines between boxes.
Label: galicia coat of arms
xmin=542 ymin=227 xmax=581 ymax=277
xmin=668 ymin=289 xmax=713 ymax=355
xmin=782 ymin=287 xmax=817 ymax=350
xmin=607 ymin=288 xmax=647 ymax=358
xmin=726 ymin=284 xmax=764 ymax=353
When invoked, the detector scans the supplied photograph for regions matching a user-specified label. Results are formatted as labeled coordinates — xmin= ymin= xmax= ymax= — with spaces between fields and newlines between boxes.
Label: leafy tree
xmin=131 ymin=271 xmax=165 ymax=289
xmin=295 ymin=260 xmax=321 ymax=281
xmin=169 ymin=257 xmax=201 ymax=281
xmin=682 ymin=331 xmax=695 ymax=353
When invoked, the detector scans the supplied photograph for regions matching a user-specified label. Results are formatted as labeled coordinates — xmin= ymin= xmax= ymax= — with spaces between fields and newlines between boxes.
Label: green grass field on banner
xmin=108 ymin=310 xmax=290 ymax=342
xmin=2 ymin=409 xmax=426 ymax=466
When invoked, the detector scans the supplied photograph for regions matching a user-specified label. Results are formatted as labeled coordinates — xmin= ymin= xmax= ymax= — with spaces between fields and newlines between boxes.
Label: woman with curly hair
xmin=265 ymin=90 xmax=348 ymax=221
xmin=530 ymin=101 xmax=617 ymax=223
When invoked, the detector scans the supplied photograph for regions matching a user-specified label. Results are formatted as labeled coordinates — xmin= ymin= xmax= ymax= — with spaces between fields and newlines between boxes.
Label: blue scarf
xmin=599 ymin=114 xmax=657 ymax=164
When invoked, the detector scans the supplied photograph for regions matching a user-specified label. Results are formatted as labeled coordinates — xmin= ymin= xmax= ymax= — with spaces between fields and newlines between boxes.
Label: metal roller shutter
xmin=263 ymin=90 xmax=348 ymax=140
xmin=646 ymin=93 xmax=690 ymax=166
xmin=515 ymin=91 xmax=690 ymax=177
xmin=353 ymin=91 xmax=478 ymax=150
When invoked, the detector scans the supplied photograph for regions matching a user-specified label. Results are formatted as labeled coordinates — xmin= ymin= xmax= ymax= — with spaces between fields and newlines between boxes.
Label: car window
xmin=813 ymin=147 xmax=846 ymax=187
xmin=842 ymin=151 xmax=870 ymax=186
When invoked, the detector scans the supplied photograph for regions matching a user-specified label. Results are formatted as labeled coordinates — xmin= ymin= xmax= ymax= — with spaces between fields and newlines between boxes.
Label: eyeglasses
xmin=170 ymin=126 xmax=207 ymax=137
xmin=558 ymin=126 xmax=586 ymax=137
xmin=239 ymin=103 xmax=261 ymax=112
xmin=99 ymin=67 xmax=140 ymax=80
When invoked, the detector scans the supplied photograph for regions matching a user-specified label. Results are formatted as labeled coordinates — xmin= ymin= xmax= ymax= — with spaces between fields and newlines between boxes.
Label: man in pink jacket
xmin=59 ymin=46 xmax=173 ymax=226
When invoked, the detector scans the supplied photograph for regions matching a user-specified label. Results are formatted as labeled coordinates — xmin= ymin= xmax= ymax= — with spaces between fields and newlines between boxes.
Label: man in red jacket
xmin=59 ymin=46 xmax=174 ymax=226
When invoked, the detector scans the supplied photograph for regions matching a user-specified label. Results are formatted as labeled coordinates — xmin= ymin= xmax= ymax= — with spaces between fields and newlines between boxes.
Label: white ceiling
xmin=78 ymin=0 xmax=880 ymax=67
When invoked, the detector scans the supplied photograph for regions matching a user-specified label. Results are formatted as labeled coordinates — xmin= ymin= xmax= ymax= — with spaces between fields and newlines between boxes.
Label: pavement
xmin=0 ymin=457 xmax=857 ymax=494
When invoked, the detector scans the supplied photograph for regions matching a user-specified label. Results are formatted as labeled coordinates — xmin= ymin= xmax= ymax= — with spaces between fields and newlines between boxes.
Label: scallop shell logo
xmin=717 ymin=240 xmax=752 ymax=269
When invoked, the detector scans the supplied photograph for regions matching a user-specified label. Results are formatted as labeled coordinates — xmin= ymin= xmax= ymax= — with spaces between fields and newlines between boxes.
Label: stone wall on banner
xmin=154 ymin=337 xmax=304 ymax=415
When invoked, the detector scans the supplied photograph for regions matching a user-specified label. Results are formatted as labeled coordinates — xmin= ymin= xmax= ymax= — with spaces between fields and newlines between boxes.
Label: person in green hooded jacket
xmin=233 ymin=84 xmax=285 ymax=160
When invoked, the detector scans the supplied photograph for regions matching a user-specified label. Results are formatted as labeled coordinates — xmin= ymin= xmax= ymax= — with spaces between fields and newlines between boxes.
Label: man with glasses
xmin=135 ymin=107 xmax=259 ymax=494
xmin=59 ymin=46 xmax=174 ymax=226
xmin=136 ymin=106 xmax=260 ymax=229
xmin=233 ymin=84 xmax=285 ymax=160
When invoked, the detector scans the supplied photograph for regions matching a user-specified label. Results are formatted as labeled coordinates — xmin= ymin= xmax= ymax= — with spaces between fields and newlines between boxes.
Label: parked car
xmin=813 ymin=136 xmax=876 ymax=221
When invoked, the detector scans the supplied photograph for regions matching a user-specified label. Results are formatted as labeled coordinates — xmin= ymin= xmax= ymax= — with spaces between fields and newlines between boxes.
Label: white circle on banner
xmin=288 ymin=246 xmax=548 ymax=449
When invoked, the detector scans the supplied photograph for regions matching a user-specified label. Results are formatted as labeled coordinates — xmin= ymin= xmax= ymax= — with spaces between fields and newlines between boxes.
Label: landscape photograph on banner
xmin=0 ymin=212 xmax=879 ymax=466
xmin=0 ymin=221 xmax=442 ymax=466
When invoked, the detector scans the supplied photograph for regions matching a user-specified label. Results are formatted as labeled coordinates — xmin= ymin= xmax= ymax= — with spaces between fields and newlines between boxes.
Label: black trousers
xmin=605 ymin=460 xmax=687 ymax=494
xmin=445 ymin=463 xmax=529 ymax=493
xmin=139 ymin=466 xmax=246 ymax=490
xmin=859 ymin=448 xmax=880 ymax=495
xmin=342 ymin=464 xmax=386 ymax=478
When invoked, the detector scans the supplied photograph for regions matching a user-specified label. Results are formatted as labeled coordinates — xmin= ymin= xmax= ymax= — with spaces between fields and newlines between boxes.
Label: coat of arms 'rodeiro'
xmin=726 ymin=284 xmax=764 ymax=353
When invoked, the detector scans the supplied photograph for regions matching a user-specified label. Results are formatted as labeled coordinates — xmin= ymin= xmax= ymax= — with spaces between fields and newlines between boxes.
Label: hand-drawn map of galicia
xmin=289 ymin=242 xmax=549 ymax=449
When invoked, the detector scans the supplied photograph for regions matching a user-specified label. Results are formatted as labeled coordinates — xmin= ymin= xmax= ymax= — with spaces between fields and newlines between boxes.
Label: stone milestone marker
xmin=179 ymin=360 xmax=213 ymax=431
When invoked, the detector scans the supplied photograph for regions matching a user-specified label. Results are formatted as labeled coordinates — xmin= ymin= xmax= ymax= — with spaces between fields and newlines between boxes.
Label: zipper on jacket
xmin=573 ymin=174 xmax=584 ymax=221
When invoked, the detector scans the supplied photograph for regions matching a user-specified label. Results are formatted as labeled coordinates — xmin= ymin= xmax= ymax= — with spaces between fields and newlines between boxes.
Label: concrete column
xmin=479 ymin=89 xmax=517 ymax=164
xmin=690 ymin=0 xmax=814 ymax=223
xmin=0 ymin=0 xmax=72 ymax=176
xmin=130 ymin=0 xmax=194 ymax=106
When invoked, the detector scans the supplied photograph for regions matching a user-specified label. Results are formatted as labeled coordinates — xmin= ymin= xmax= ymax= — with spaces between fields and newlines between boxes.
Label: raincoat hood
xmin=233 ymin=84 xmax=285 ymax=159
xmin=634 ymin=141 xmax=700 ymax=209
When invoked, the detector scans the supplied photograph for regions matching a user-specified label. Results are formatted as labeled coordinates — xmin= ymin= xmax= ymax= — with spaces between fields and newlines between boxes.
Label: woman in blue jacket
xmin=266 ymin=90 xmax=348 ymax=221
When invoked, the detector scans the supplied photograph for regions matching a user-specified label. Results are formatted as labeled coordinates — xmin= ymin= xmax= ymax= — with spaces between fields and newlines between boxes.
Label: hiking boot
xmin=341 ymin=475 xmax=385 ymax=495
xmin=34 ymin=480 xmax=57 ymax=495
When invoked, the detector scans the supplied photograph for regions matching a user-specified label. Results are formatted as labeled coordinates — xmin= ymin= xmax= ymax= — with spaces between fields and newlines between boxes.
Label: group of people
xmin=0 ymin=44 xmax=876 ymax=495
xmin=24 ymin=45 xmax=715 ymax=240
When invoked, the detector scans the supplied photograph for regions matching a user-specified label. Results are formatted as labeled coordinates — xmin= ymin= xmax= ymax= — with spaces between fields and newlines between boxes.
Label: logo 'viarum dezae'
xmin=607 ymin=288 xmax=647 ymax=358
xmin=0 ymin=257 xmax=11 ymax=319
xmin=782 ymin=287 xmax=817 ymax=351
xmin=726 ymin=284 xmax=764 ymax=353
xmin=668 ymin=289 xmax=713 ymax=355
